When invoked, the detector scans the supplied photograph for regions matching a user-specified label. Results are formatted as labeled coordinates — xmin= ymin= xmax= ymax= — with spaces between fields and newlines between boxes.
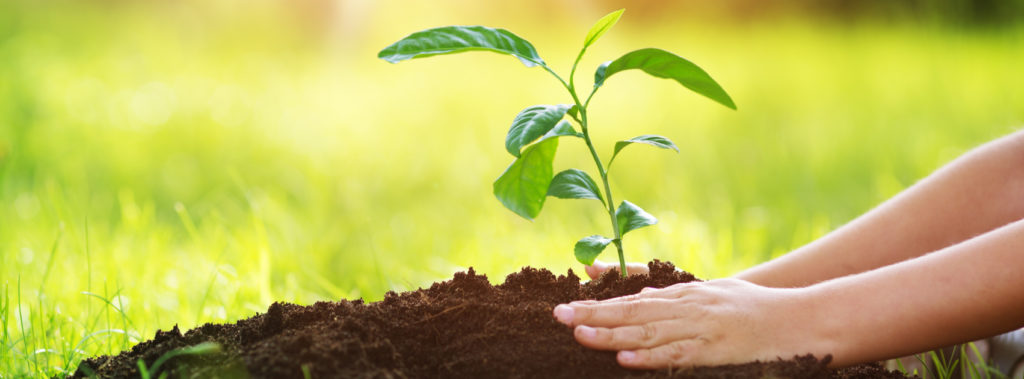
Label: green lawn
xmin=2 ymin=1 xmax=1023 ymax=376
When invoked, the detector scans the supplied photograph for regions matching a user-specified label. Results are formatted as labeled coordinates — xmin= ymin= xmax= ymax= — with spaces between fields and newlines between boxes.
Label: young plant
xmin=379 ymin=9 xmax=736 ymax=277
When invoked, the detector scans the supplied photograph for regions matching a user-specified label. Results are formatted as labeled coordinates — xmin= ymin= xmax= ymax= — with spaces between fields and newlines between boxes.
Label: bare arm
xmin=554 ymin=217 xmax=1024 ymax=368
xmin=736 ymin=130 xmax=1024 ymax=287
xmin=814 ymin=216 xmax=1024 ymax=365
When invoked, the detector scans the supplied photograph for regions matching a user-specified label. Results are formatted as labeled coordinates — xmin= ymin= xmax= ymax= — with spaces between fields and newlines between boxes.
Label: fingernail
xmin=577 ymin=325 xmax=596 ymax=338
xmin=553 ymin=304 xmax=574 ymax=324
xmin=619 ymin=350 xmax=637 ymax=362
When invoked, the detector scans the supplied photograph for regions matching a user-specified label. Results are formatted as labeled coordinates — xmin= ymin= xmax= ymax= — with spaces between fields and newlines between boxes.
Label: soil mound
xmin=74 ymin=260 xmax=909 ymax=378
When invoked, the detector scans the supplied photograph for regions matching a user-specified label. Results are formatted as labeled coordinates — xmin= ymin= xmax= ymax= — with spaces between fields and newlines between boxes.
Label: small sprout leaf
xmin=493 ymin=137 xmax=559 ymax=220
xmin=615 ymin=200 xmax=658 ymax=236
xmin=583 ymin=9 xmax=625 ymax=48
xmin=378 ymin=26 xmax=545 ymax=67
xmin=548 ymin=169 xmax=605 ymax=205
xmin=593 ymin=48 xmax=736 ymax=110
xmin=611 ymin=134 xmax=679 ymax=164
xmin=505 ymin=104 xmax=570 ymax=157
xmin=567 ymin=104 xmax=579 ymax=119
xmin=574 ymin=235 xmax=613 ymax=265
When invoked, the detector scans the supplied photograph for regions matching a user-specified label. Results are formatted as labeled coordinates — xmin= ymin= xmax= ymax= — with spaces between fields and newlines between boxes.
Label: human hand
xmin=584 ymin=259 xmax=650 ymax=280
xmin=552 ymin=278 xmax=830 ymax=369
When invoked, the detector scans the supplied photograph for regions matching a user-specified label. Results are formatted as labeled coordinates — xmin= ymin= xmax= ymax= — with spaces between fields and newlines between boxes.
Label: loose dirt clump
xmin=74 ymin=260 xmax=910 ymax=378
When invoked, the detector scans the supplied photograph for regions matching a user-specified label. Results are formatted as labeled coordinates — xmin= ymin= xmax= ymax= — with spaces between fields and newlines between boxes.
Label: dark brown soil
xmin=73 ymin=260 xmax=911 ymax=378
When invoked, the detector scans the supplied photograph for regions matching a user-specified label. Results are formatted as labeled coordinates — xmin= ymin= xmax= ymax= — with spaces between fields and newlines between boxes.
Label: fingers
xmin=593 ymin=280 xmax=696 ymax=305
xmin=553 ymin=298 xmax=685 ymax=327
xmin=617 ymin=339 xmax=707 ymax=369
xmin=584 ymin=260 xmax=650 ymax=280
xmin=553 ymin=278 xmax=773 ymax=370
xmin=584 ymin=261 xmax=606 ymax=279
xmin=576 ymin=282 xmax=696 ymax=307
xmin=596 ymin=279 xmax=745 ymax=304
xmin=552 ymin=280 xmax=704 ymax=325
xmin=573 ymin=319 xmax=699 ymax=351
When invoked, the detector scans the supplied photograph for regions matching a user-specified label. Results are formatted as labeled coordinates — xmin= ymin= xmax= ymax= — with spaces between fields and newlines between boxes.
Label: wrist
xmin=787 ymin=284 xmax=845 ymax=367
xmin=800 ymin=280 xmax=869 ymax=367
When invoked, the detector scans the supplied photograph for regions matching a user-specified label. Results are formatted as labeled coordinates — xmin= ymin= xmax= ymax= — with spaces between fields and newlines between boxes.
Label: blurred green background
xmin=1 ymin=0 xmax=1023 ymax=376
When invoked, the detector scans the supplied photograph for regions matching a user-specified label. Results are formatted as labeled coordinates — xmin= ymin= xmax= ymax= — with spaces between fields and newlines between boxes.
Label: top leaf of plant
xmin=594 ymin=48 xmax=736 ymax=110
xmin=378 ymin=25 xmax=545 ymax=67
xmin=583 ymin=9 xmax=624 ymax=48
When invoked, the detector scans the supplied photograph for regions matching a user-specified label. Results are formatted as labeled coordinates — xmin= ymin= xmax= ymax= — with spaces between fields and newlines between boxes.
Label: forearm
xmin=737 ymin=130 xmax=1024 ymax=287
xmin=809 ymin=217 xmax=1024 ymax=366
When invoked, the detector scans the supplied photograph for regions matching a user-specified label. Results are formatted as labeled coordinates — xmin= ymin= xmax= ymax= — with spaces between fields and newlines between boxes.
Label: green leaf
xmin=379 ymin=25 xmax=545 ymax=67
xmin=505 ymin=105 xmax=570 ymax=157
xmin=567 ymin=105 xmax=579 ymax=120
xmin=593 ymin=48 xmax=736 ymax=110
xmin=548 ymin=169 xmax=604 ymax=205
xmin=574 ymin=235 xmax=613 ymax=265
xmin=615 ymin=200 xmax=658 ymax=236
xmin=583 ymin=9 xmax=625 ymax=48
xmin=594 ymin=61 xmax=610 ymax=89
xmin=611 ymin=134 xmax=679 ymax=163
xmin=546 ymin=120 xmax=581 ymax=139
xmin=493 ymin=138 xmax=559 ymax=220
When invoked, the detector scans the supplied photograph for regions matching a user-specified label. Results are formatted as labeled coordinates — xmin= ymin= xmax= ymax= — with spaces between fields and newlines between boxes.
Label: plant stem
xmin=577 ymin=110 xmax=627 ymax=278
xmin=542 ymin=62 xmax=628 ymax=277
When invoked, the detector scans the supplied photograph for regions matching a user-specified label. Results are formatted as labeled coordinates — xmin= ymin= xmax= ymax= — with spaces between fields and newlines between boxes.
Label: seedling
xmin=379 ymin=10 xmax=735 ymax=277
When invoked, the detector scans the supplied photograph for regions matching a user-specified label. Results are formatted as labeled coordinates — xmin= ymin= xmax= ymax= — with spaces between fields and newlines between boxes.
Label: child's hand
xmin=552 ymin=279 xmax=830 ymax=368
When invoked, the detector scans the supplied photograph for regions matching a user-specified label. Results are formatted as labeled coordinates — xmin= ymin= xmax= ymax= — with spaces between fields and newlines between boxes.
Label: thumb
xmin=584 ymin=260 xmax=650 ymax=279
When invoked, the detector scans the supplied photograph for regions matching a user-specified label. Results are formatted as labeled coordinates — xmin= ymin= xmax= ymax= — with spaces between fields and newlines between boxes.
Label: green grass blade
xmin=38 ymin=229 xmax=62 ymax=294
xmin=148 ymin=342 xmax=222 ymax=377
xmin=138 ymin=359 xmax=152 ymax=379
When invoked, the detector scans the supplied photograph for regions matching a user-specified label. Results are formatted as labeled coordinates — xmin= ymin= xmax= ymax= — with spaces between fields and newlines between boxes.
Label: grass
xmin=894 ymin=344 xmax=1012 ymax=379
xmin=1 ymin=0 xmax=1023 ymax=377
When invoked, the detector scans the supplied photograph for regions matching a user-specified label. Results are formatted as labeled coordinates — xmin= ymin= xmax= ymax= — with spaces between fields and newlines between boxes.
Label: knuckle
xmin=667 ymin=283 xmax=697 ymax=298
xmin=673 ymin=301 xmax=702 ymax=320
xmin=608 ymin=328 xmax=626 ymax=345
xmin=619 ymin=300 xmax=642 ymax=319
xmin=689 ymin=302 xmax=713 ymax=319
xmin=682 ymin=290 xmax=717 ymax=308
xmin=666 ymin=283 xmax=689 ymax=291
xmin=666 ymin=341 xmax=693 ymax=363
xmin=573 ymin=305 xmax=593 ymax=322
xmin=639 ymin=323 xmax=658 ymax=344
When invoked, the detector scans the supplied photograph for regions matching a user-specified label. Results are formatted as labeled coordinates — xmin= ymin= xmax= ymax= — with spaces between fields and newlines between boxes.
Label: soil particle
xmin=73 ymin=260 xmax=911 ymax=378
